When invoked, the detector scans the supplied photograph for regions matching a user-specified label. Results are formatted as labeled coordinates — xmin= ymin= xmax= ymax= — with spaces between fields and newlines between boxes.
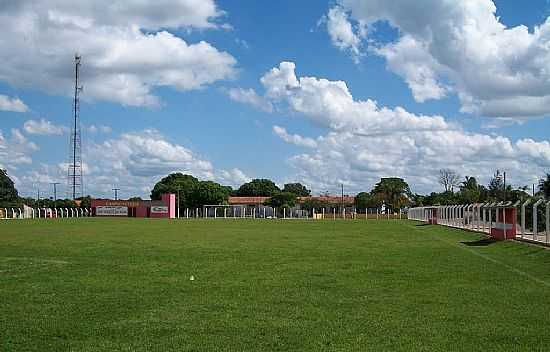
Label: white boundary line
xmin=406 ymin=222 xmax=550 ymax=288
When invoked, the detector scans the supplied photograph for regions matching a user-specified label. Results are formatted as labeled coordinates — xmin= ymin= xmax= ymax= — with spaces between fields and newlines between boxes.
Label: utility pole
xmin=50 ymin=182 xmax=60 ymax=208
xmin=112 ymin=188 xmax=120 ymax=200
xmin=503 ymin=172 xmax=506 ymax=203
xmin=37 ymin=188 xmax=40 ymax=208
xmin=341 ymin=183 xmax=344 ymax=217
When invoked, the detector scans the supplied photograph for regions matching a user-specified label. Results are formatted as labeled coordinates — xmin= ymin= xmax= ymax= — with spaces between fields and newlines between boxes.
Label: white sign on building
xmin=96 ymin=206 xmax=128 ymax=216
xmin=151 ymin=206 xmax=168 ymax=214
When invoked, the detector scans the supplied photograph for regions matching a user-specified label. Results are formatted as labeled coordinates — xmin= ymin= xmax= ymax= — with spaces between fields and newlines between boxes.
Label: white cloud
xmin=217 ymin=168 xmax=252 ymax=188
xmin=328 ymin=0 xmax=550 ymax=119
xmin=0 ymin=1 xmax=237 ymax=108
xmin=246 ymin=62 xmax=550 ymax=194
xmin=0 ymin=95 xmax=28 ymax=112
xmin=86 ymin=125 xmax=112 ymax=134
xmin=376 ymin=36 xmax=448 ymax=102
xmin=227 ymin=88 xmax=273 ymax=112
xmin=59 ymin=129 xmax=250 ymax=197
xmin=0 ymin=128 xmax=39 ymax=170
xmin=7 ymin=127 xmax=252 ymax=198
xmin=273 ymin=125 xmax=317 ymax=148
xmin=88 ymin=129 xmax=215 ymax=180
xmin=23 ymin=119 xmax=67 ymax=135
xmin=40 ymin=0 xmax=224 ymax=30
xmin=260 ymin=62 xmax=449 ymax=134
xmin=324 ymin=6 xmax=363 ymax=63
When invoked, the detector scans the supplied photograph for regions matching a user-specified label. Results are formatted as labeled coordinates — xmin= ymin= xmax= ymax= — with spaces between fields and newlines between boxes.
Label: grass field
xmin=2 ymin=219 xmax=550 ymax=351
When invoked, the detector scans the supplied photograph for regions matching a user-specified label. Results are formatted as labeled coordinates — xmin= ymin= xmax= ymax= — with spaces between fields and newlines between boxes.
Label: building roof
xmin=228 ymin=196 xmax=270 ymax=205
xmin=298 ymin=196 xmax=355 ymax=204
xmin=228 ymin=195 xmax=355 ymax=205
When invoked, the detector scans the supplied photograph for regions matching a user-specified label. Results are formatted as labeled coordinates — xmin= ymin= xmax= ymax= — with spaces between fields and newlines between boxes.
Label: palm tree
xmin=372 ymin=178 xmax=411 ymax=211
xmin=540 ymin=174 xmax=550 ymax=198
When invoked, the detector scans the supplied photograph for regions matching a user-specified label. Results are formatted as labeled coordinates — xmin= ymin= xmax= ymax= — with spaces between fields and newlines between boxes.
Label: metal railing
xmin=409 ymin=200 xmax=550 ymax=245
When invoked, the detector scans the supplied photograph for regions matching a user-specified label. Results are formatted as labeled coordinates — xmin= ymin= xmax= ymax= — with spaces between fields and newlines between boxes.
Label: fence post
xmin=533 ymin=199 xmax=544 ymax=242
xmin=521 ymin=200 xmax=530 ymax=239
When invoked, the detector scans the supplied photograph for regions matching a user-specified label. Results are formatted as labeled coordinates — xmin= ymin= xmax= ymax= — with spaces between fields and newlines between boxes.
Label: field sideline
xmin=2 ymin=219 xmax=550 ymax=351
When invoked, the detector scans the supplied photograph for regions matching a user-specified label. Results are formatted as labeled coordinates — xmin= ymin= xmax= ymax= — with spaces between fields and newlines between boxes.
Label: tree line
xmin=151 ymin=173 xmax=413 ymax=212
xmin=150 ymin=173 xmax=312 ymax=210
xmin=413 ymin=169 xmax=550 ymax=206
xmin=1 ymin=168 xmax=549 ymax=210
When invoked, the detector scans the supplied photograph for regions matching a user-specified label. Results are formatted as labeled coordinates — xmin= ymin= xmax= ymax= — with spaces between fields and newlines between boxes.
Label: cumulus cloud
xmin=86 ymin=125 xmax=112 ymax=134
xmin=327 ymin=0 xmax=550 ymax=119
xmin=0 ymin=128 xmax=39 ymax=170
xmin=323 ymin=6 xmax=363 ymax=63
xmin=0 ymin=0 xmax=237 ymax=108
xmin=37 ymin=0 xmax=224 ymax=30
xmin=7 ymin=126 xmax=252 ymax=198
xmin=0 ymin=95 xmax=28 ymax=112
xmin=237 ymin=62 xmax=550 ymax=193
xmin=227 ymin=88 xmax=273 ymax=112
xmin=260 ymin=62 xmax=450 ymax=134
xmin=217 ymin=168 xmax=252 ymax=188
xmin=61 ymin=129 xmax=250 ymax=197
xmin=23 ymin=119 xmax=67 ymax=135
xmin=273 ymin=126 xmax=317 ymax=148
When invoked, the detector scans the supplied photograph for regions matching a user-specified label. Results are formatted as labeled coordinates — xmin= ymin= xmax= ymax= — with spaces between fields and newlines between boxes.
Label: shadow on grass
xmin=461 ymin=238 xmax=498 ymax=247
xmin=415 ymin=224 xmax=432 ymax=227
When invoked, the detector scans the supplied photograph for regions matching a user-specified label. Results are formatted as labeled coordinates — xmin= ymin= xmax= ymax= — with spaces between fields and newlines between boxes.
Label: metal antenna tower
xmin=67 ymin=54 xmax=83 ymax=200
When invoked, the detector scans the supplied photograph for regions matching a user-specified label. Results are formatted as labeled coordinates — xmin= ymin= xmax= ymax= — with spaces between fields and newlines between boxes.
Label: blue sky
xmin=1 ymin=0 xmax=550 ymax=199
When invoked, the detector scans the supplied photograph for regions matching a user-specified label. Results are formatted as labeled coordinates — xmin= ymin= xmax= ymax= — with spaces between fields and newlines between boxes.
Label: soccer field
xmin=1 ymin=219 xmax=550 ymax=351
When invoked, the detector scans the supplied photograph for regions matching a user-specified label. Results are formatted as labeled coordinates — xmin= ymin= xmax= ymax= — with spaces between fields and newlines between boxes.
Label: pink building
xmin=91 ymin=194 xmax=175 ymax=219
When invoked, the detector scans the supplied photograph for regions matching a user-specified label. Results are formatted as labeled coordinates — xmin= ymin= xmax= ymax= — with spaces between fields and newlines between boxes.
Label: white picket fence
xmin=409 ymin=200 xmax=550 ymax=245
xmin=0 ymin=207 xmax=92 ymax=220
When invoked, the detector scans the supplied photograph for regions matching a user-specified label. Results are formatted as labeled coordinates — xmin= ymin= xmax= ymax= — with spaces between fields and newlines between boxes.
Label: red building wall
xmin=91 ymin=194 xmax=175 ymax=219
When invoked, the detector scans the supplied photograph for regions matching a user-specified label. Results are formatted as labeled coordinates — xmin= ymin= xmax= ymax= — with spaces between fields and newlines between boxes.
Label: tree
xmin=0 ymin=169 xmax=18 ymax=206
xmin=187 ymin=181 xmax=231 ymax=207
xmin=264 ymin=192 xmax=297 ymax=208
xmin=151 ymin=173 xmax=200 ymax=208
xmin=539 ymin=174 xmax=550 ymax=198
xmin=236 ymin=179 xmax=280 ymax=196
xmin=410 ymin=193 xmax=426 ymax=207
xmin=355 ymin=192 xmax=375 ymax=210
xmin=458 ymin=176 xmax=482 ymax=203
xmin=76 ymin=195 xmax=92 ymax=208
xmin=282 ymin=183 xmax=311 ymax=197
xmin=439 ymin=169 xmax=460 ymax=193
xmin=488 ymin=170 xmax=506 ymax=201
xmin=371 ymin=178 xmax=411 ymax=210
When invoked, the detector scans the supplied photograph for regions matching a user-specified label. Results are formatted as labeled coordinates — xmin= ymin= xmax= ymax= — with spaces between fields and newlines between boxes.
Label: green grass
xmin=2 ymin=219 xmax=550 ymax=351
